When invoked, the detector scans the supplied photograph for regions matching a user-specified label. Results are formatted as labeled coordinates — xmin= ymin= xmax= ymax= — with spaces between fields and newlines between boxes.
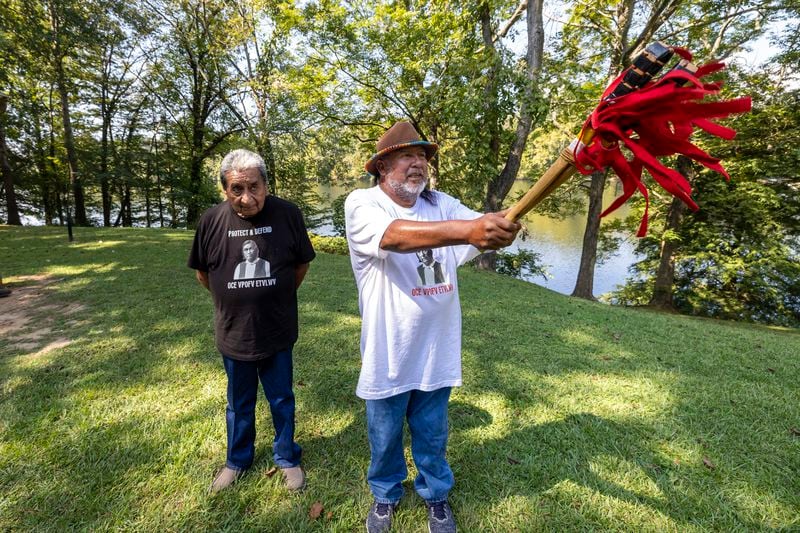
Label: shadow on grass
xmin=1 ymin=227 xmax=370 ymax=529
xmin=457 ymin=269 xmax=799 ymax=529
xmin=1 ymin=227 xmax=797 ymax=530
xmin=448 ymin=403 xmax=765 ymax=530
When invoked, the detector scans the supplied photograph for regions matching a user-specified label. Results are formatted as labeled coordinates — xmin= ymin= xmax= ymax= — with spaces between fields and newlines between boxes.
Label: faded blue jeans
xmin=222 ymin=349 xmax=301 ymax=471
xmin=366 ymin=387 xmax=453 ymax=504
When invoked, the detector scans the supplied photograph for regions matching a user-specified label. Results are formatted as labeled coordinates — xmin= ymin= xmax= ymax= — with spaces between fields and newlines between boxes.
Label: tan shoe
xmin=210 ymin=466 xmax=244 ymax=494
xmin=281 ymin=466 xmax=306 ymax=491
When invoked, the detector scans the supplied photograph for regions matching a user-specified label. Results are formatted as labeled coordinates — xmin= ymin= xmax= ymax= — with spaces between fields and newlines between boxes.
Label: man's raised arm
xmin=380 ymin=212 xmax=520 ymax=253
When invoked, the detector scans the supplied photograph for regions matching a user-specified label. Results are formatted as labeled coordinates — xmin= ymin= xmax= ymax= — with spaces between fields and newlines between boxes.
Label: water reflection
xmin=315 ymin=180 xmax=639 ymax=298
xmin=506 ymin=179 xmax=639 ymax=297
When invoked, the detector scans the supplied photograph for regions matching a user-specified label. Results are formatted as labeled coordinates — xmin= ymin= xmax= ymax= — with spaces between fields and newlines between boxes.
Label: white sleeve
xmin=439 ymin=192 xmax=483 ymax=266
xmin=445 ymin=195 xmax=482 ymax=222
xmin=345 ymin=190 xmax=393 ymax=260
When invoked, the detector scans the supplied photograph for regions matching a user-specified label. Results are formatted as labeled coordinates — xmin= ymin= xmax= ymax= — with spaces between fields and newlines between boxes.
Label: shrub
xmin=309 ymin=232 xmax=349 ymax=255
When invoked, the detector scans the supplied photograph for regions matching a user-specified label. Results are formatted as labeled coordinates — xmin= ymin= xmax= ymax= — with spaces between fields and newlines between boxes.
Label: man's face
xmin=224 ymin=167 xmax=267 ymax=218
xmin=243 ymin=242 xmax=258 ymax=262
xmin=416 ymin=249 xmax=434 ymax=266
xmin=378 ymin=147 xmax=428 ymax=205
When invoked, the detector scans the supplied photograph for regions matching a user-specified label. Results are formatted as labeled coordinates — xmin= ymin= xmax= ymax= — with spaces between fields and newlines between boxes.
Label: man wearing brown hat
xmin=345 ymin=121 xmax=521 ymax=533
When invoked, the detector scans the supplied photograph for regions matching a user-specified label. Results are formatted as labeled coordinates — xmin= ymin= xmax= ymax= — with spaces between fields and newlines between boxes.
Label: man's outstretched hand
xmin=467 ymin=213 xmax=521 ymax=250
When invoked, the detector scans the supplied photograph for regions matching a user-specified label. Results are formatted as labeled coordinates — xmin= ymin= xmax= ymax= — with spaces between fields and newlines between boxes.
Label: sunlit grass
xmin=0 ymin=225 xmax=798 ymax=531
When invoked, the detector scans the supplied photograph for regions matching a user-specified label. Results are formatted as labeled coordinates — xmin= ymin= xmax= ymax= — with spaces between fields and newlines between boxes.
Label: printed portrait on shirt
xmin=233 ymin=239 xmax=271 ymax=280
xmin=415 ymin=248 xmax=446 ymax=286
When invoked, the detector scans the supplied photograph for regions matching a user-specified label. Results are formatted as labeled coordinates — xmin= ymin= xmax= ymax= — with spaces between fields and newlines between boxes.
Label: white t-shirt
xmin=345 ymin=186 xmax=482 ymax=400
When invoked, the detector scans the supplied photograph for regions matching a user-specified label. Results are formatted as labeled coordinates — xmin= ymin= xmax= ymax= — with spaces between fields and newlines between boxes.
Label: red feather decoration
xmin=573 ymin=48 xmax=752 ymax=236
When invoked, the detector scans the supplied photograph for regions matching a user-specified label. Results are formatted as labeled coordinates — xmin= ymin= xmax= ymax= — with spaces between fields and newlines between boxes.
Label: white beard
xmin=387 ymin=176 xmax=427 ymax=202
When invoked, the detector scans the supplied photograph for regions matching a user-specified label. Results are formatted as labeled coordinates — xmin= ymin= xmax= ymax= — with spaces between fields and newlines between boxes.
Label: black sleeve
xmin=294 ymin=206 xmax=316 ymax=265
xmin=188 ymin=216 xmax=209 ymax=271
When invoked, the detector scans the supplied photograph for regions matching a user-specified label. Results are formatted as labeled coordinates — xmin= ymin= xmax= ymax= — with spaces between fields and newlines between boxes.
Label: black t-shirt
xmin=188 ymin=196 xmax=316 ymax=361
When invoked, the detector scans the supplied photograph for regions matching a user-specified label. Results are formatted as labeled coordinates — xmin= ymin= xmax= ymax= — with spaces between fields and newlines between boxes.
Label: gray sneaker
xmin=366 ymin=500 xmax=397 ymax=533
xmin=426 ymin=500 xmax=456 ymax=533
xmin=281 ymin=466 xmax=306 ymax=491
xmin=209 ymin=466 xmax=245 ymax=493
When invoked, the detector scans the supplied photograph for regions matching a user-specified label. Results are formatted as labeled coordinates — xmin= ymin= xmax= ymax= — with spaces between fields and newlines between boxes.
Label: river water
xmin=315 ymin=180 xmax=640 ymax=298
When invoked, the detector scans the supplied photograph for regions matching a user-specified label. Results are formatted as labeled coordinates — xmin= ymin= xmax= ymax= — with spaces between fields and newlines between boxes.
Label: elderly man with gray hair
xmin=188 ymin=148 xmax=316 ymax=493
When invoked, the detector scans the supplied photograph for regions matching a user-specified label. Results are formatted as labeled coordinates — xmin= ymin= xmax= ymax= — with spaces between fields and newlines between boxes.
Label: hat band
xmin=368 ymin=140 xmax=439 ymax=163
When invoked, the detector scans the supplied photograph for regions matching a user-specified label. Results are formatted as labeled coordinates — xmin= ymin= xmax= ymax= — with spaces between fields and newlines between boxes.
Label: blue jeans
xmin=366 ymin=387 xmax=453 ymax=504
xmin=222 ymin=349 xmax=301 ymax=470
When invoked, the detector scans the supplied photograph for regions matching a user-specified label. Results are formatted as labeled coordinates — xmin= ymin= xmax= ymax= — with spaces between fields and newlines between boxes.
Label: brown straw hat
xmin=365 ymin=121 xmax=438 ymax=176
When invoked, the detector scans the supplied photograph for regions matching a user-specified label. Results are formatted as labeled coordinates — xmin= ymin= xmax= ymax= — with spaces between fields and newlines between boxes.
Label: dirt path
xmin=0 ymin=275 xmax=84 ymax=357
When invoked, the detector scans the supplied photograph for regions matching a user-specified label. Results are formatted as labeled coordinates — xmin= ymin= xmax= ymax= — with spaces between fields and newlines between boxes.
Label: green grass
xmin=1 ymin=225 xmax=798 ymax=532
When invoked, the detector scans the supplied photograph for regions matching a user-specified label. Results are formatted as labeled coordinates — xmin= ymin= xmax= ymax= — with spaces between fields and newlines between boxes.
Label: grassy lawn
xmin=1 ymin=225 xmax=798 ymax=532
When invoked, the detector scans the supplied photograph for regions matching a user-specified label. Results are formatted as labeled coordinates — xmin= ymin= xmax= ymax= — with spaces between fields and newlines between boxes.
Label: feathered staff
xmin=505 ymin=42 xmax=752 ymax=236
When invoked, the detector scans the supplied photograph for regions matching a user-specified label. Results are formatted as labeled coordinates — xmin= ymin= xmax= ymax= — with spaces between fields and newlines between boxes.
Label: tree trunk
xmin=428 ymin=121 xmax=439 ymax=190
xmin=159 ymin=127 xmax=168 ymax=227
xmin=99 ymin=53 xmax=111 ymax=227
xmin=186 ymin=155 xmax=203 ymax=227
xmin=475 ymin=0 xmax=544 ymax=271
xmin=99 ymin=43 xmax=118 ymax=227
xmin=186 ymin=60 xmax=209 ymax=228
xmin=100 ymin=113 xmax=112 ymax=226
xmin=156 ymin=169 xmax=165 ymax=228
xmin=259 ymin=134 xmax=277 ymax=193
xmin=122 ymin=182 xmax=132 ymax=226
xmin=478 ymin=2 xmax=502 ymax=171
xmin=169 ymin=186 xmax=178 ymax=228
xmin=472 ymin=5 xmax=502 ymax=273
xmin=0 ymin=94 xmax=21 ymax=225
xmin=571 ymin=170 xmax=606 ymax=299
xmin=48 ymin=0 xmax=89 ymax=227
xmin=56 ymin=189 xmax=64 ymax=226
xmin=569 ymin=0 xmax=642 ymax=298
xmin=54 ymin=56 xmax=87 ymax=226
xmin=483 ymin=0 xmax=543 ymax=214
xmin=144 ymin=155 xmax=152 ymax=227
xmin=649 ymin=155 xmax=693 ymax=308
xmin=32 ymin=114 xmax=55 ymax=225
xmin=113 ymin=199 xmax=122 ymax=227
xmin=42 ymin=182 xmax=54 ymax=225
xmin=49 ymin=104 xmax=64 ymax=226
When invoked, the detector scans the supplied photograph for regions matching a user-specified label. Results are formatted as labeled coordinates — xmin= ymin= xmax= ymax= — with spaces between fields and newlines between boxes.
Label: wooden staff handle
xmin=504 ymin=143 xmax=581 ymax=222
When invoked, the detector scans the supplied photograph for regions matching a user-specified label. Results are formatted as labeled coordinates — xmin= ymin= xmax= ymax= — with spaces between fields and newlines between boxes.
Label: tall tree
xmin=648 ymin=156 xmax=692 ymax=308
xmin=1 ymin=0 xmax=66 ymax=225
xmin=94 ymin=32 xmax=140 ymax=226
xmin=44 ymin=0 xmax=103 ymax=225
xmin=0 ymin=2 xmax=21 ymax=224
xmin=475 ymin=0 xmax=546 ymax=269
xmin=563 ymin=0 xmax=679 ymax=299
xmin=302 ymin=1 xmax=546 ymax=213
xmin=222 ymin=0 xmax=298 ymax=188
xmin=613 ymin=72 xmax=800 ymax=326
xmin=142 ymin=0 xmax=242 ymax=227
xmin=0 ymin=94 xmax=22 ymax=225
